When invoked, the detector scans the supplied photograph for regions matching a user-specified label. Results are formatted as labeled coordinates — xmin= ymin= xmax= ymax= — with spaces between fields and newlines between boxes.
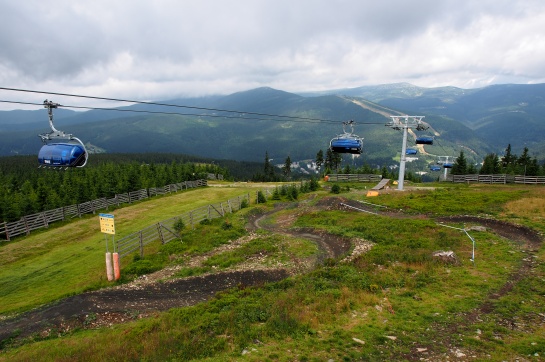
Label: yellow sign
xmin=99 ymin=213 xmax=115 ymax=235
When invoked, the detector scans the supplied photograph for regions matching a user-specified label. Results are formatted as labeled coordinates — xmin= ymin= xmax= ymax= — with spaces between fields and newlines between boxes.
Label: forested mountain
xmin=1 ymin=83 xmax=544 ymax=166
xmin=315 ymin=83 xmax=545 ymax=157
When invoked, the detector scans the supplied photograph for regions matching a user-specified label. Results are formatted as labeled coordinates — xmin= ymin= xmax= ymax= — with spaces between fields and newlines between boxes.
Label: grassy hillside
xmin=0 ymin=185 xmax=257 ymax=315
xmin=1 ymin=181 xmax=544 ymax=361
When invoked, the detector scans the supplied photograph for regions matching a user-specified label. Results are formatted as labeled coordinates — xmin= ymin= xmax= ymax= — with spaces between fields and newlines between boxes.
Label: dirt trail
xmin=0 ymin=196 xmax=541 ymax=357
xmin=0 ymin=199 xmax=353 ymax=345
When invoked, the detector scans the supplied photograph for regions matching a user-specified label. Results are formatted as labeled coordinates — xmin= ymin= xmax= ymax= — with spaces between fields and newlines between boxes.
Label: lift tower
xmin=386 ymin=116 xmax=428 ymax=191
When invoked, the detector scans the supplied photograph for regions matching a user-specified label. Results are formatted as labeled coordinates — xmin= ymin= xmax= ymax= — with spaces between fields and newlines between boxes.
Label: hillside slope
xmin=2 ymin=83 xmax=543 ymax=163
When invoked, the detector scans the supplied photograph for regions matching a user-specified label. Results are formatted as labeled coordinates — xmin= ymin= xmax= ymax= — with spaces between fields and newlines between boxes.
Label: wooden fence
xmin=116 ymin=193 xmax=250 ymax=259
xmin=326 ymin=174 xmax=383 ymax=182
xmin=0 ymin=179 xmax=207 ymax=242
xmin=451 ymin=174 xmax=545 ymax=184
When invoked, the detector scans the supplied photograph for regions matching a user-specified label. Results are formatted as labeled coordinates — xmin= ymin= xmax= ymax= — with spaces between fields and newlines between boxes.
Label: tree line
xmin=0 ymin=154 xmax=227 ymax=222
xmin=451 ymin=144 xmax=545 ymax=176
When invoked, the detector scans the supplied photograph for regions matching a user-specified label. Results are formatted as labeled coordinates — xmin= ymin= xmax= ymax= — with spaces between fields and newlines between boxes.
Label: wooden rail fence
xmin=326 ymin=174 xmax=383 ymax=182
xmin=0 ymin=179 xmax=207 ymax=242
xmin=451 ymin=174 xmax=545 ymax=184
xmin=116 ymin=193 xmax=250 ymax=259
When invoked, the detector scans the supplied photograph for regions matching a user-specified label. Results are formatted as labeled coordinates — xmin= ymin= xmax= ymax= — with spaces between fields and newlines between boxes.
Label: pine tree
xmin=325 ymin=148 xmax=333 ymax=171
xmin=332 ymin=152 xmax=342 ymax=171
xmin=480 ymin=153 xmax=500 ymax=174
xmin=315 ymin=150 xmax=324 ymax=172
xmin=283 ymin=156 xmax=292 ymax=180
xmin=452 ymin=150 xmax=468 ymax=175
xmin=501 ymin=144 xmax=517 ymax=170
xmin=263 ymin=151 xmax=275 ymax=181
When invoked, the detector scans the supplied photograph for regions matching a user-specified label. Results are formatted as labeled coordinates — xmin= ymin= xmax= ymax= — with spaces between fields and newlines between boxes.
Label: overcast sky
xmin=1 ymin=0 xmax=544 ymax=110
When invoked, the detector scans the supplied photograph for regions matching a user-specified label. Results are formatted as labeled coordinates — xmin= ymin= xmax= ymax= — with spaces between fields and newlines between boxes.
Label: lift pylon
xmin=386 ymin=116 xmax=428 ymax=191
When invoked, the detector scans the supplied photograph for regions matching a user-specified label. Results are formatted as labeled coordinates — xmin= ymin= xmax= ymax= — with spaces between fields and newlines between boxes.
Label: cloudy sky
xmin=1 ymin=0 xmax=544 ymax=110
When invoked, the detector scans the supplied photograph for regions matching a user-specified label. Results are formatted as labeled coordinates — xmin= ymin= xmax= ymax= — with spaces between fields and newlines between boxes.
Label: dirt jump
xmin=0 ymin=196 xmax=541 ymax=354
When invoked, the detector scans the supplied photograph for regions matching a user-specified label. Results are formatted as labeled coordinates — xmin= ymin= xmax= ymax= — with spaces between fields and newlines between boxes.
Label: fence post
xmin=157 ymin=223 xmax=165 ymax=244
xmin=23 ymin=216 xmax=30 ymax=236
xmin=139 ymin=231 xmax=144 ymax=258
xmin=3 ymin=222 xmax=10 ymax=241
xmin=42 ymin=212 xmax=48 ymax=228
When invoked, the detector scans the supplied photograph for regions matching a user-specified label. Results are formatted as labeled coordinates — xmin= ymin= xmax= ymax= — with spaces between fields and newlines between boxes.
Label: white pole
xmin=437 ymin=223 xmax=476 ymax=264
xmin=398 ymin=124 xmax=408 ymax=191
xmin=105 ymin=252 xmax=114 ymax=281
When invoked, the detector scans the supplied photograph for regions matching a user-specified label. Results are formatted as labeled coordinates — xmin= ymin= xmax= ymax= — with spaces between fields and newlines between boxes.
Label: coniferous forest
xmin=0 ymin=153 xmax=235 ymax=222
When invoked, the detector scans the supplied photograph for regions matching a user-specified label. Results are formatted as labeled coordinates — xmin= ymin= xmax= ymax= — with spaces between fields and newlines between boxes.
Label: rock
xmin=352 ymin=337 xmax=365 ymax=345
xmin=455 ymin=350 xmax=466 ymax=357
xmin=416 ymin=348 xmax=427 ymax=352
xmin=432 ymin=250 xmax=460 ymax=265
xmin=385 ymin=335 xmax=397 ymax=341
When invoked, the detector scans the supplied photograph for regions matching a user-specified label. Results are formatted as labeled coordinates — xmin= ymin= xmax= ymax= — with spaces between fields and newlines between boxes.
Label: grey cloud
xmin=0 ymin=0 xmax=544 ymax=108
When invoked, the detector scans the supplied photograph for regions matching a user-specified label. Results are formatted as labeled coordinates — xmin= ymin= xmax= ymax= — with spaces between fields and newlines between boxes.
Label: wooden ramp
xmin=371 ymin=178 xmax=390 ymax=190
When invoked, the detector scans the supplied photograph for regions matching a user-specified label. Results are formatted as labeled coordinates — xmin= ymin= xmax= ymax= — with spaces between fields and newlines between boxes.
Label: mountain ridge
xmin=0 ymin=83 xmax=543 ymax=167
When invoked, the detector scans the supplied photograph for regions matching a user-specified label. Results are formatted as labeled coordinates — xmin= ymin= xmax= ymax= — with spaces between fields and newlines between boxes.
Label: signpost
xmin=99 ymin=213 xmax=119 ymax=281
xmin=99 ymin=213 xmax=115 ymax=235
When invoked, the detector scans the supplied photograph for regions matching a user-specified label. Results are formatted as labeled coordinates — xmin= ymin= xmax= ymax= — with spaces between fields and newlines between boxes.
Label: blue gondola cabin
xmin=416 ymin=136 xmax=433 ymax=145
xmin=330 ymin=137 xmax=363 ymax=154
xmin=38 ymin=143 xmax=87 ymax=167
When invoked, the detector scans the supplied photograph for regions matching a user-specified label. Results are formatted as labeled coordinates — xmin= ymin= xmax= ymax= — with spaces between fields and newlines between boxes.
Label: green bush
xmin=221 ymin=220 xmax=233 ymax=230
xmin=173 ymin=218 xmax=185 ymax=233
xmin=331 ymin=184 xmax=341 ymax=194
xmin=257 ymin=191 xmax=267 ymax=203
xmin=123 ymin=259 xmax=161 ymax=277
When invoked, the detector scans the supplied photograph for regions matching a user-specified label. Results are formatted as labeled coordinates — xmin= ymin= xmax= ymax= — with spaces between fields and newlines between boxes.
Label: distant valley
xmin=1 ymin=83 xmax=544 ymax=171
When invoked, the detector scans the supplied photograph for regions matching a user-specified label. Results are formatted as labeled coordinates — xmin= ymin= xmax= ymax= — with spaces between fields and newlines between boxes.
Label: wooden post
xmin=23 ymin=216 xmax=30 ymax=236
xmin=157 ymin=223 xmax=165 ymax=244
xmin=3 ymin=222 xmax=9 ymax=241
xmin=139 ymin=231 xmax=144 ymax=258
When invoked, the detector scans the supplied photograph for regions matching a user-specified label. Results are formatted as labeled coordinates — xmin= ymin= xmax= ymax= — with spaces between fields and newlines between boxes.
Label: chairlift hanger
xmin=37 ymin=100 xmax=88 ymax=168
xmin=329 ymin=120 xmax=363 ymax=155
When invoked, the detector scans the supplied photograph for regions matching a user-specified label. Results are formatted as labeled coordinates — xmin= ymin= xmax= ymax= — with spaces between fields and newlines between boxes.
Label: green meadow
xmin=1 ymin=182 xmax=544 ymax=361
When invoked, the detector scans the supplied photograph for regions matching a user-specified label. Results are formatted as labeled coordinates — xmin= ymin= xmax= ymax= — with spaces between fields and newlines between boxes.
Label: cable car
xmin=406 ymin=148 xmax=417 ymax=155
xmin=429 ymin=165 xmax=441 ymax=171
xmin=329 ymin=120 xmax=363 ymax=154
xmin=443 ymin=162 xmax=453 ymax=169
xmin=38 ymin=100 xmax=88 ymax=168
xmin=415 ymin=136 xmax=434 ymax=145
xmin=38 ymin=143 xmax=87 ymax=167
